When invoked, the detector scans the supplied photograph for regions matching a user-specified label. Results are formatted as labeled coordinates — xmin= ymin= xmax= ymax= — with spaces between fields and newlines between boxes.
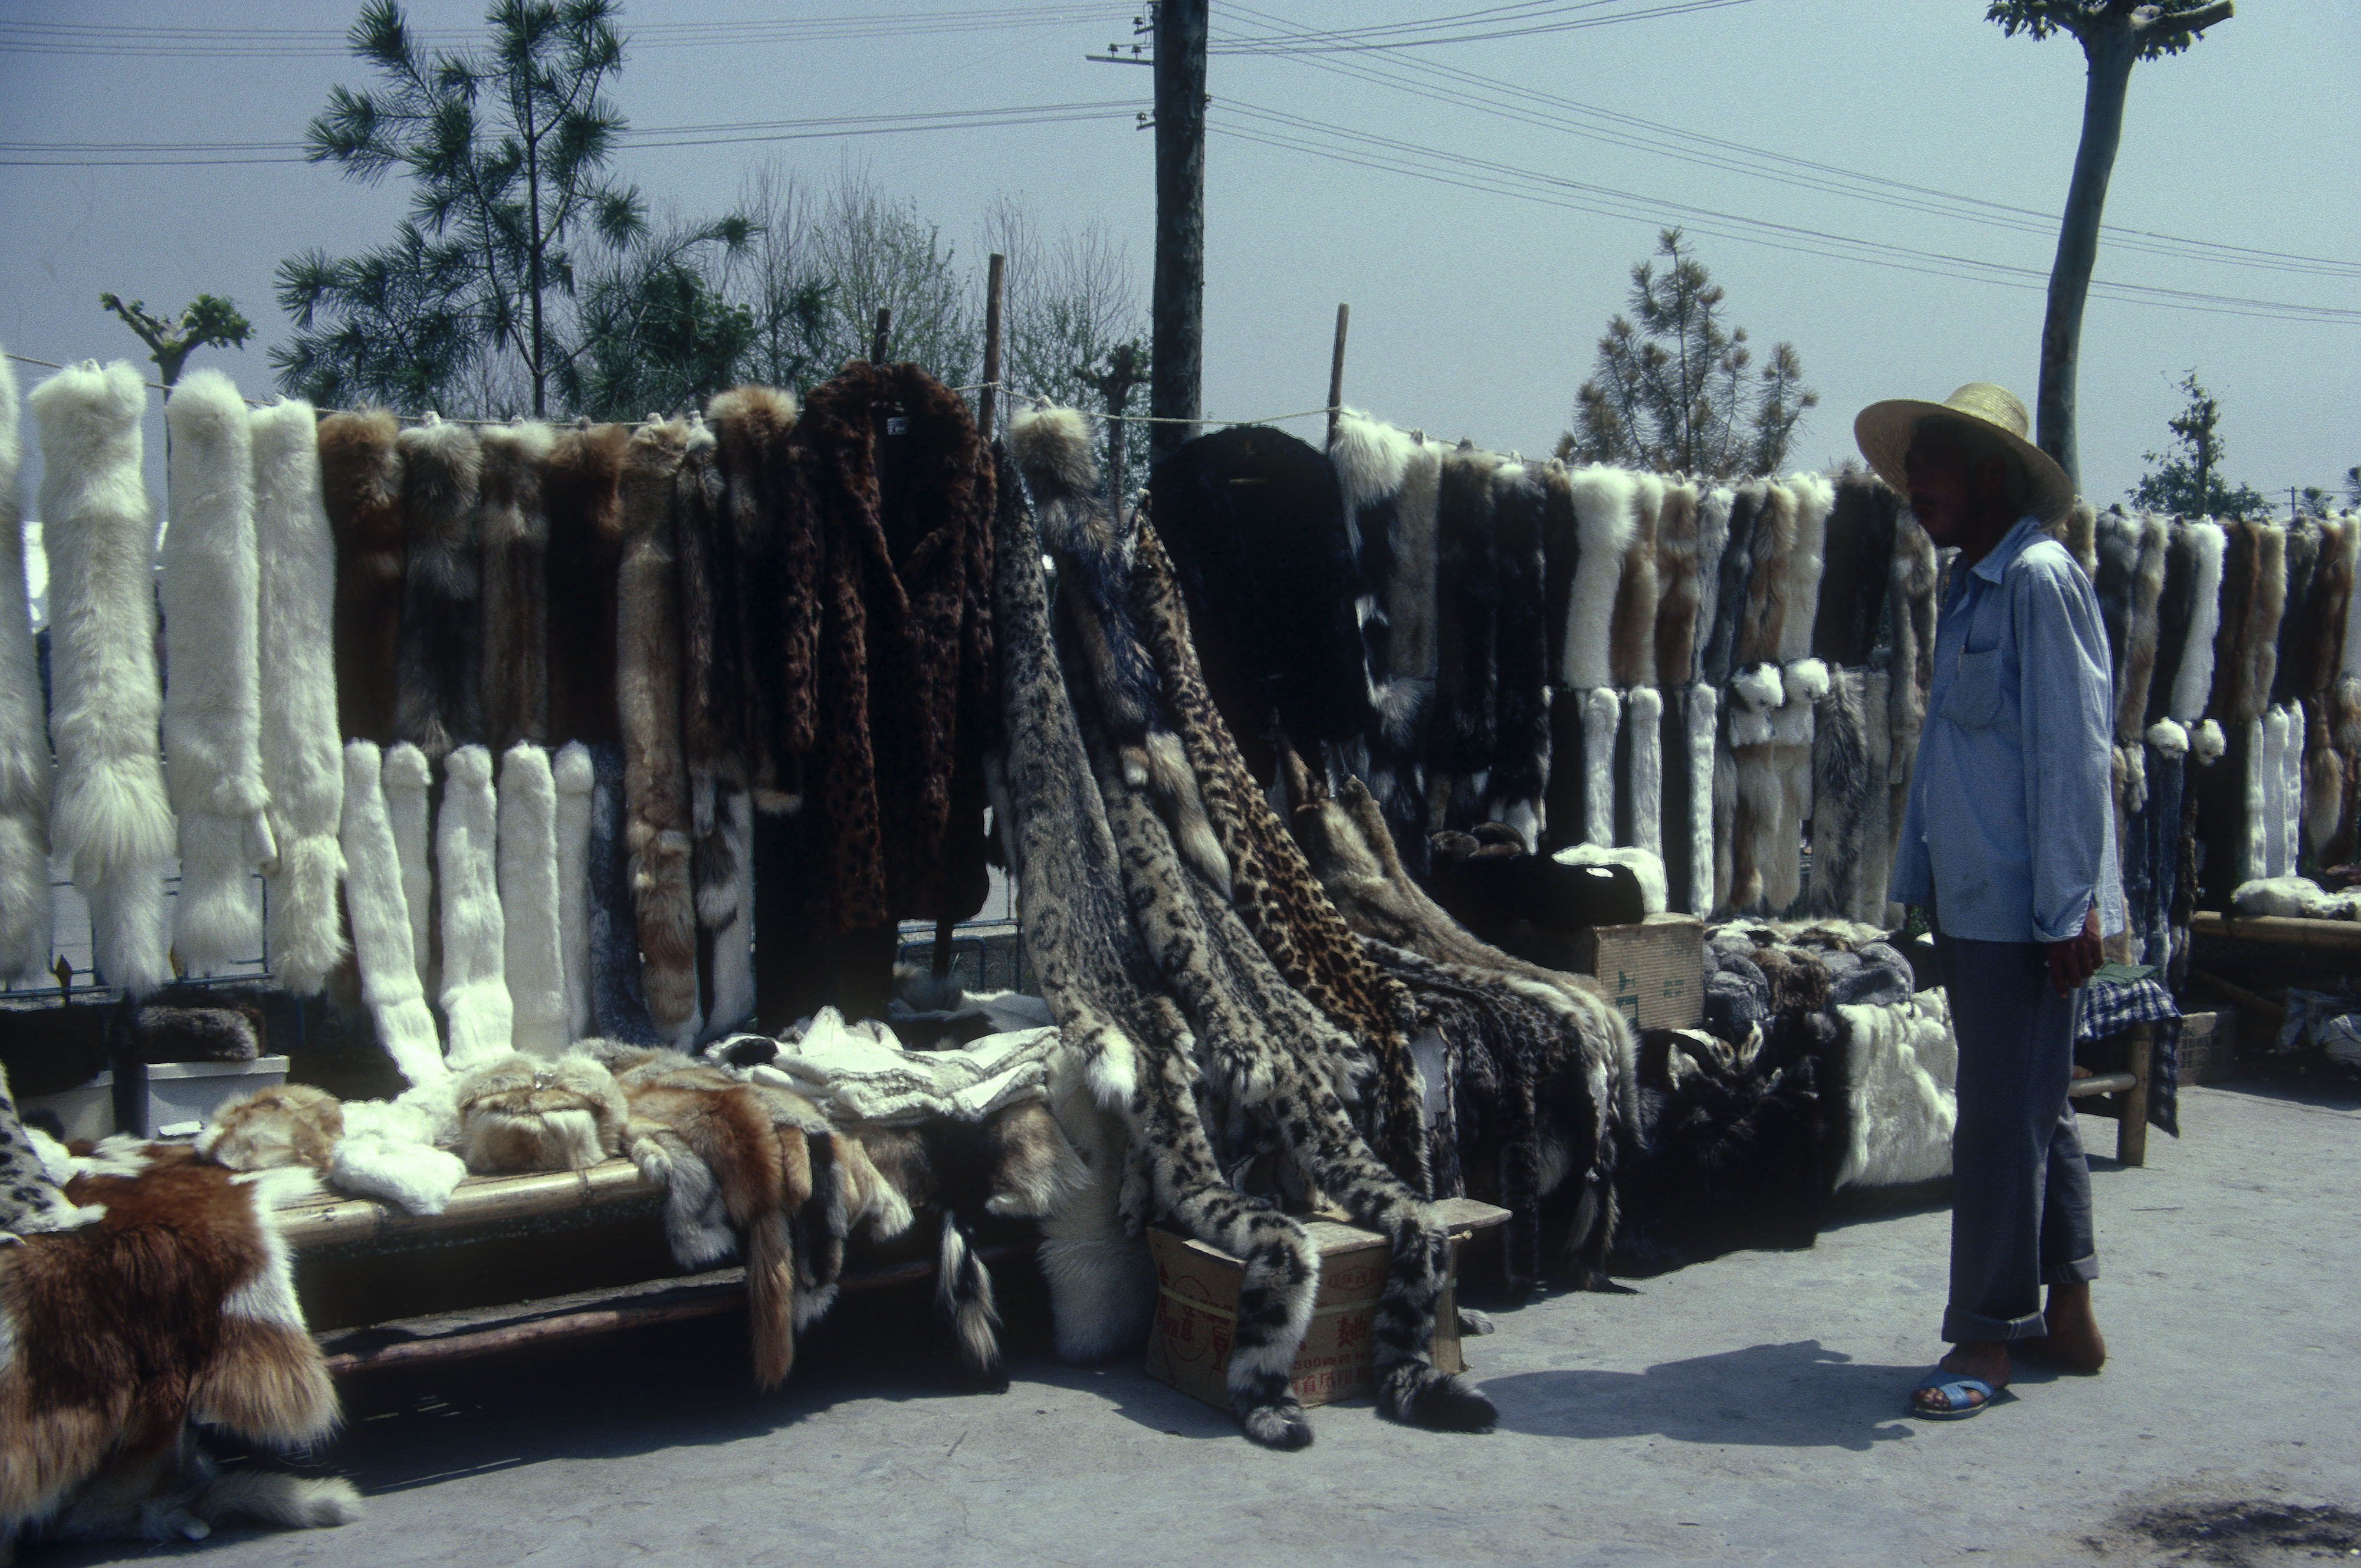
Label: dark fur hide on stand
xmin=2271 ymin=520 xmax=2321 ymax=708
xmin=674 ymin=411 xmax=744 ymax=791
xmin=1608 ymin=474 xmax=1663 ymax=691
xmin=1429 ymin=445 xmax=1503 ymax=830
xmin=392 ymin=419 xmax=484 ymax=764
xmin=1805 ymin=668 xmax=1869 ymax=919
xmin=1653 ymin=481 xmax=1703 ymax=689
xmin=1810 ymin=473 xmax=1898 ymax=669
xmin=1486 ymin=462 xmax=1551 ymax=846
xmin=542 ymin=424 xmax=631 ymax=748
xmin=706 ymin=386 xmax=808 ymax=811
xmin=319 ymin=410 xmax=406 ymax=744
xmin=477 ymin=423 xmax=553 ymax=754
xmin=1698 ymin=483 xmax=1762 ymax=688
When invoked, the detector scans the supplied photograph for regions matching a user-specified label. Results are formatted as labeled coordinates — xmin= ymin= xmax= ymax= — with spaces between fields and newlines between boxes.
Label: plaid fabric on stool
xmin=2077 ymin=976 xmax=2182 ymax=1138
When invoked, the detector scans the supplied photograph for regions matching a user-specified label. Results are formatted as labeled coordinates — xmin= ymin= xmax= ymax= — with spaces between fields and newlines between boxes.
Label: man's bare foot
xmin=2018 ymin=1283 xmax=2106 ymax=1372
xmin=1913 ymin=1339 xmax=2009 ymax=1414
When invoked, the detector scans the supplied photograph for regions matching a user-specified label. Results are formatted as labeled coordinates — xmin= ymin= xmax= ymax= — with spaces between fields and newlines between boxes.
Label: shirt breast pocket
xmin=1943 ymin=647 xmax=2007 ymax=728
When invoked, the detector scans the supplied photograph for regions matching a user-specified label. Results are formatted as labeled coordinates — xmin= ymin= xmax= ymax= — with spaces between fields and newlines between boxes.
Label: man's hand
xmin=2045 ymin=905 xmax=2102 ymax=998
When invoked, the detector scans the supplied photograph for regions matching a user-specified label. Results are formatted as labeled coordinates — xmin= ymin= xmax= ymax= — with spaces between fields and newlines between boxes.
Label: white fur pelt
xmin=1623 ymin=684 xmax=1664 ymax=860
xmin=1858 ymin=669 xmax=1894 ymax=928
xmin=337 ymin=741 xmax=445 ymax=1084
xmin=697 ymin=777 xmax=756 ymax=1038
xmin=1775 ymin=474 xmax=1834 ymax=665
xmin=161 ymin=369 xmax=270 ymax=975
xmin=1726 ymin=662 xmax=1784 ymax=915
xmin=1833 ymin=989 xmax=1958 ymax=1190
xmin=2169 ymin=520 xmax=2228 ymax=724
xmin=2241 ymin=715 xmax=2270 ymax=887
xmin=1580 ymin=686 xmax=1621 ymax=847
xmin=1690 ymin=486 xmax=1734 ymax=679
xmin=1561 ymin=467 xmax=1636 ymax=691
xmin=1765 ymin=658 xmax=1826 ymax=913
xmin=2192 ymin=717 xmax=2227 ymax=766
xmin=383 ymin=741 xmax=435 ymax=996
xmin=2277 ymin=703 xmax=2304 ymax=877
xmin=250 ymin=399 xmax=347 ymax=994
xmin=1552 ymin=840 xmax=1668 ymax=915
xmin=29 ymin=360 xmax=175 ymax=996
xmin=1712 ymin=711 xmax=1737 ymax=916
xmin=332 ymin=1087 xmax=467 ymax=1215
xmin=553 ymin=741 xmax=596 ymax=1042
xmin=497 ymin=743 xmax=567 ymax=1055
xmin=1682 ymin=683 xmax=1716 ymax=916
xmin=436 ymin=743 xmax=511 ymax=1070
xmin=1036 ymin=1034 xmax=1156 ymax=1362
xmin=0 ymin=349 xmax=51 ymax=985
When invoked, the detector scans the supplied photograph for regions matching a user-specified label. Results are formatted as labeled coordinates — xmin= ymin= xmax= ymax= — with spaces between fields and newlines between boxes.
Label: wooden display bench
xmin=2068 ymin=1024 xmax=2152 ymax=1167
xmin=2189 ymin=910 xmax=2361 ymax=952
xmin=278 ymin=1158 xmax=1029 ymax=1372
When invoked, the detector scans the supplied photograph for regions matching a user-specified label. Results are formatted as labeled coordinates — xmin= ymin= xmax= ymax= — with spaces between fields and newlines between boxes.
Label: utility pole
xmin=1150 ymin=0 xmax=1207 ymax=467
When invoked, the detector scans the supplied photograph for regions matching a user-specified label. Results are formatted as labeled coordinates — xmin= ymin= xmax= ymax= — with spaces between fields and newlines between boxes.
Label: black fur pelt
xmin=393 ymin=419 xmax=484 ymax=764
xmin=1539 ymin=461 xmax=1580 ymax=686
xmin=1485 ymin=462 xmax=1551 ymax=844
xmin=1540 ymin=697 xmax=1585 ymax=855
xmin=2145 ymin=520 xmax=2202 ymax=727
xmin=705 ymin=386 xmax=806 ymax=811
xmin=1426 ymin=832 xmax=1646 ymax=969
xmin=1808 ymin=473 xmax=1898 ymax=669
xmin=1427 ymin=445 xmax=1503 ymax=830
xmin=1147 ymin=426 xmax=1372 ymax=780
xmin=2090 ymin=507 xmax=2145 ymax=691
xmin=586 ymin=740 xmax=661 ymax=1045
xmin=543 ymin=424 xmax=631 ymax=749
xmin=675 ymin=410 xmax=745 ymax=789
xmin=2271 ymin=518 xmax=2322 ymax=708
xmin=1697 ymin=482 xmax=1764 ymax=688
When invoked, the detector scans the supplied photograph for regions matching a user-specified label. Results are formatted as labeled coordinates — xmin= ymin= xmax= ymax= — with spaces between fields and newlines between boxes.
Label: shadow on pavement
xmin=1480 ymin=1339 xmax=1918 ymax=1452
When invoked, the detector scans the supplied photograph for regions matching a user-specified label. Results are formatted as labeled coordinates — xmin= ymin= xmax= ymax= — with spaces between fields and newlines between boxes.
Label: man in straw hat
xmin=1857 ymin=383 xmax=2125 ymax=1419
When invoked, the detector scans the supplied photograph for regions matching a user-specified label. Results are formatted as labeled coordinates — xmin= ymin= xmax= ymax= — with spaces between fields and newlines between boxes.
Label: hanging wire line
xmin=1210 ymin=0 xmax=1764 ymax=52
xmin=1209 ymin=100 xmax=2361 ymax=327
xmin=1217 ymin=0 xmax=2361 ymax=282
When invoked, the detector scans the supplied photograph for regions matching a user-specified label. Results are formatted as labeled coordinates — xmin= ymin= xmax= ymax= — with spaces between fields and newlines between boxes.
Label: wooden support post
xmin=1150 ymin=0 xmax=1207 ymax=466
xmin=871 ymin=306 xmax=892 ymax=365
xmin=978 ymin=252 xmax=1006 ymax=442
xmin=2116 ymin=1023 xmax=2150 ymax=1166
xmin=1326 ymin=302 xmax=1349 ymax=448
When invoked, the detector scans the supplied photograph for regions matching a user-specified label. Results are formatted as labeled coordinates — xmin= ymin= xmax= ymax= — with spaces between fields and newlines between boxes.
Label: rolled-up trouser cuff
xmin=2044 ymin=1254 xmax=2100 ymax=1287
xmin=1942 ymin=1303 xmax=2048 ymax=1343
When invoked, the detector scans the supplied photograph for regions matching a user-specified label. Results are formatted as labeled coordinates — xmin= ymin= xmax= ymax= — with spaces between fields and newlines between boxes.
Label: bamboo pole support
xmin=1326 ymin=302 xmax=1349 ymax=448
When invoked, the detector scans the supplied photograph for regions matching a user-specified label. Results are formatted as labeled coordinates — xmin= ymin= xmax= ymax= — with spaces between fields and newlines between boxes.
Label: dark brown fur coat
xmin=319 ymin=411 xmax=406 ymax=744
xmin=543 ymin=424 xmax=631 ymax=748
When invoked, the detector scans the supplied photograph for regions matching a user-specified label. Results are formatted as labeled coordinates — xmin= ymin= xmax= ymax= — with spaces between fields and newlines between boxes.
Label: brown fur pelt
xmin=1653 ymin=479 xmax=1703 ymax=688
xmin=2239 ymin=522 xmax=2289 ymax=726
xmin=318 ymin=410 xmax=406 ymax=744
xmin=542 ymin=423 xmax=631 ymax=748
xmin=2293 ymin=515 xmax=2358 ymax=703
xmin=454 ymin=1053 xmax=629 ymax=1173
xmin=2 ymin=1144 xmax=354 ymax=1554
xmin=2206 ymin=519 xmax=2261 ymax=727
xmin=193 ymin=1084 xmax=343 ymax=1175
xmin=616 ymin=420 xmax=704 ymax=1047
xmin=2113 ymin=512 xmax=2172 ymax=745
xmin=392 ymin=418 xmax=484 ymax=764
xmin=673 ymin=414 xmax=742 ymax=788
xmin=477 ymin=422 xmax=554 ymax=754
xmin=796 ymin=363 xmax=997 ymax=931
xmin=2270 ymin=520 xmax=2321 ymax=708
xmin=1885 ymin=515 xmax=1938 ymax=876
xmin=1608 ymin=472 xmax=1664 ymax=690
xmin=1731 ymin=479 xmax=1797 ymax=669
xmin=706 ymin=387 xmax=810 ymax=811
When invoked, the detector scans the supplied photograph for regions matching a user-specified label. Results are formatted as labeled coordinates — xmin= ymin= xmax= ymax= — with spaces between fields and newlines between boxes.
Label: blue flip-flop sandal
xmin=1909 ymin=1370 xmax=1999 ymax=1419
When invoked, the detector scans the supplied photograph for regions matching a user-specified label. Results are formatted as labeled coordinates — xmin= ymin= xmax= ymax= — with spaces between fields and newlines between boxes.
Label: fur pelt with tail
xmin=382 ymin=741 xmax=434 ymax=998
xmin=1622 ymin=685 xmax=1664 ymax=862
xmin=1346 ymin=421 xmax=1443 ymax=862
xmin=1774 ymin=475 xmax=1833 ymax=665
xmin=251 ymin=400 xmax=347 ymax=995
xmin=672 ymin=414 xmax=741 ymax=792
xmin=542 ymin=424 xmax=630 ymax=748
xmin=2112 ymin=512 xmax=2172 ymax=745
xmin=1580 ymin=687 xmax=1622 ymax=849
xmin=1036 ymin=1034 xmax=1155 ymax=1363
xmin=694 ymin=777 xmax=757 ymax=1040
xmin=1609 ymin=473 xmax=1663 ymax=690
xmin=1725 ymin=662 xmax=1784 ymax=915
xmin=2050 ymin=499 xmax=2099 ymax=580
xmin=1885 ymin=515 xmax=1938 ymax=908
xmin=2240 ymin=525 xmax=2290 ymax=726
xmin=1653 ymin=480 xmax=1703 ymax=688
xmin=1 ymin=1143 xmax=355 ymax=1557
xmin=2291 ymin=515 xmax=2356 ymax=704
xmin=1858 ymin=669 xmax=1894 ymax=927
xmin=195 ymin=1083 xmax=343 ymax=1175
xmin=1428 ymin=445 xmax=1503 ymax=826
xmin=1017 ymin=406 xmax=1228 ymax=893
xmin=392 ymin=418 xmax=484 ymax=764
xmin=616 ymin=420 xmax=704 ymax=1048
xmin=1732 ymin=480 xmax=1797 ymax=670
xmin=454 ymin=1052 xmax=628 ymax=1173
xmin=498 ymin=744 xmax=568 ymax=1055
xmin=317 ymin=410 xmax=405 ymax=744
xmin=30 ymin=360 xmax=175 ymax=997
xmin=336 ymin=742 xmax=444 ymax=1085
xmin=2167 ymin=520 xmax=2228 ymax=725
xmin=705 ymin=387 xmax=806 ymax=810
xmin=162 ymin=369 xmax=270 ymax=977
xmin=1765 ymin=659 xmax=1828 ymax=914
xmin=435 ymin=745 xmax=512 ymax=1070
xmin=2271 ymin=521 xmax=2321 ymax=708
xmin=1699 ymin=484 xmax=1762 ymax=687
xmin=1559 ymin=466 xmax=1635 ymax=692
xmin=586 ymin=742 xmax=661 ymax=1045
xmin=1805 ymin=666 xmax=1869 ymax=918
xmin=476 ymin=421 xmax=554 ymax=753
xmin=1487 ymin=461 xmax=1552 ymax=845
xmin=553 ymin=741 xmax=596 ymax=1042
xmin=1810 ymin=472 xmax=1898 ymax=668
xmin=0 ymin=349 xmax=52 ymax=985
xmin=1677 ymin=684 xmax=1717 ymax=915
xmin=1691 ymin=486 xmax=1734 ymax=682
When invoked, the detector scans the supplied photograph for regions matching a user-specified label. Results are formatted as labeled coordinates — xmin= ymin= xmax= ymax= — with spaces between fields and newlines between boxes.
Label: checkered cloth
xmin=2077 ymin=976 xmax=2181 ymax=1138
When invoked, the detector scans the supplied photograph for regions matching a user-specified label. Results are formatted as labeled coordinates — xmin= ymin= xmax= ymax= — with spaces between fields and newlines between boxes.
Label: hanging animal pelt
xmin=162 ymin=369 xmax=270 ymax=977
xmin=616 ymin=419 xmax=704 ymax=1048
xmin=318 ymin=409 xmax=406 ymax=745
xmin=1775 ymin=475 xmax=1833 ymax=666
xmin=1148 ymin=423 xmax=1372 ymax=779
xmin=705 ymin=386 xmax=807 ymax=811
xmin=1354 ymin=422 xmax=1445 ymax=859
xmin=1653 ymin=479 xmax=1703 ymax=689
xmin=1805 ymin=666 xmax=1869 ymax=919
xmin=1676 ymin=683 xmax=1717 ymax=916
xmin=1884 ymin=514 xmax=1939 ymax=910
xmin=1609 ymin=472 xmax=1663 ymax=691
xmin=1809 ymin=471 xmax=1899 ymax=669
xmin=383 ymin=740 xmax=435 ymax=998
xmin=1621 ymin=684 xmax=1664 ymax=863
xmin=251 ymin=399 xmax=347 ymax=996
xmin=2112 ymin=512 xmax=2172 ymax=747
xmin=1579 ymin=686 xmax=1622 ymax=849
xmin=2293 ymin=517 xmax=2357 ymax=854
xmin=543 ymin=423 xmax=631 ymax=748
xmin=498 ymin=743 xmax=567 ymax=1056
xmin=392 ymin=416 xmax=484 ymax=764
xmin=2270 ymin=520 xmax=2321 ymax=709
xmin=1428 ymin=445 xmax=1503 ymax=830
xmin=0 ymin=349 xmax=52 ymax=985
xmin=586 ymin=741 xmax=661 ymax=1046
xmin=675 ymin=418 xmax=756 ymax=1040
xmin=1698 ymin=482 xmax=1763 ymax=687
xmin=337 ymin=741 xmax=444 ymax=1086
xmin=1765 ymin=658 xmax=1827 ymax=913
xmin=1486 ymin=460 xmax=1552 ymax=847
xmin=2163 ymin=520 xmax=2228 ymax=726
xmin=1857 ymin=668 xmax=1894 ymax=928
xmin=30 ymin=360 xmax=175 ymax=997
xmin=1559 ymin=466 xmax=1635 ymax=692
xmin=1690 ymin=486 xmax=1734 ymax=684
xmin=437 ymin=744 xmax=511 ymax=1070
xmin=2053 ymin=498 xmax=2099 ymax=581
xmin=553 ymin=741 xmax=596 ymax=1041
xmin=1 ymin=1142 xmax=359 ymax=1557
xmin=696 ymin=777 xmax=757 ymax=1040
xmin=1731 ymin=479 xmax=1798 ymax=670
xmin=1014 ymin=406 xmax=1226 ymax=892
xmin=476 ymin=420 xmax=554 ymax=754
xmin=1725 ymin=662 xmax=1784 ymax=915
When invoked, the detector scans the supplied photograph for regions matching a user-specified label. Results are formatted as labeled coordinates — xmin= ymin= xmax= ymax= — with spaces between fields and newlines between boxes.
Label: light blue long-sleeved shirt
xmin=1889 ymin=514 xmax=2127 ymax=944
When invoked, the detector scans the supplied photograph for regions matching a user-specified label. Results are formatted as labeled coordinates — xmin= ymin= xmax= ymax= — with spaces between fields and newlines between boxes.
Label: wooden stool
xmin=2067 ymin=1021 xmax=2151 ymax=1166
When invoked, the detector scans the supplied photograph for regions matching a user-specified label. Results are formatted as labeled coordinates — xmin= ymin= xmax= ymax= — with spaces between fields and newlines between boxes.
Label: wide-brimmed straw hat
xmin=1854 ymin=382 xmax=2077 ymax=524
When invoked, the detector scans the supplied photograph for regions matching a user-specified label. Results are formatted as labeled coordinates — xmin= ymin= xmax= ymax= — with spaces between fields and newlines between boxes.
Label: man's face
xmin=1903 ymin=424 xmax=1975 ymax=547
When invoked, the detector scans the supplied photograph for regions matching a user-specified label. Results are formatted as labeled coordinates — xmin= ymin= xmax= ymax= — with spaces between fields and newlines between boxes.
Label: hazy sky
xmin=3 ymin=0 xmax=2356 ymax=534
